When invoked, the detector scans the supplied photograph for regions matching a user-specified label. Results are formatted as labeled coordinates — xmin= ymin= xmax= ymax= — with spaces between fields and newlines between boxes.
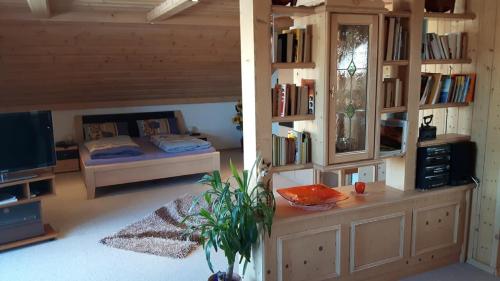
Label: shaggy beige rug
xmin=100 ymin=195 xmax=205 ymax=258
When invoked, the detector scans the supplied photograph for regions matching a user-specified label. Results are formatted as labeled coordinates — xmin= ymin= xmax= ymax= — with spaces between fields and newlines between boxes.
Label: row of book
xmin=420 ymin=73 xmax=476 ymax=105
xmin=272 ymin=80 xmax=315 ymax=117
xmin=385 ymin=17 xmax=408 ymax=61
xmin=382 ymin=78 xmax=405 ymax=108
xmin=421 ymin=32 xmax=468 ymax=60
xmin=272 ymin=130 xmax=312 ymax=166
xmin=273 ymin=25 xmax=312 ymax=63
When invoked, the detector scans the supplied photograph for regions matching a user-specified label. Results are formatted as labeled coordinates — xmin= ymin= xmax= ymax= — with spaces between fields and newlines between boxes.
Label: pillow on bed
xmin=83 ymin=122 xmax=129 ymax=141
xmin=136 ymin=118 xmax=179 ymax=137
xmin=84 ymin=136 xmax=143 ymax=160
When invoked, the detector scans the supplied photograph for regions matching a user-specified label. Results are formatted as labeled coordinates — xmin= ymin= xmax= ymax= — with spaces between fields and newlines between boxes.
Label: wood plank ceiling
xmin=0 ymin=0 xmax=241 ymax=111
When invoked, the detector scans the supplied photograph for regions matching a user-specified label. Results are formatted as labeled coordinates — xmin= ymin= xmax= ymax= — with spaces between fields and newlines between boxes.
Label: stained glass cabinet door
xmin=328 ymin=14 xmax=378 ymax=164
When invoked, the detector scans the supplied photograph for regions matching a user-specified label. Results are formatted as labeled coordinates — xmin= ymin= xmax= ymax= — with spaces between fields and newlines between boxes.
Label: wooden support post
xmin=239 ymin=1 xmax=272 ymax=280
xmin=26 ymin=0 xmax=50 ymax=18
xmin=147 ymin=0 xmax=199 ymax=22
xmin=239 ymin=0 xmax=273 ymax=170
xmin=385 ymin=0 xmax=424 ymax=191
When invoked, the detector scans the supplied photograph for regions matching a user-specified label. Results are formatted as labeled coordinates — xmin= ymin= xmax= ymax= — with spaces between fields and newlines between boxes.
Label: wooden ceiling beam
xmin=26 ymin=0 xmax=51 ymax=18
xmin=147 ymin=0 xmax=199 ymax=22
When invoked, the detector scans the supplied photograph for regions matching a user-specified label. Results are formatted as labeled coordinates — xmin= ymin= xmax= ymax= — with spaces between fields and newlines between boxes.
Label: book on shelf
xmin=272 ymin=80 xmax=315 ymax=118
xmin=272 ymin=130 xmax=312 ymax=167
xmin=419 ymin=73 xmax=476 ymax=105
xmin=301 ymin=79 xmax=315 ymax=115
xmin=385 ymin=17 xmax=408 ymax=61
xmin=422 ymin=32 xmax=468 ymax=60
xmin=273 ymin=25 xmax=312 ymax=63
xmin=383 ymin=78 xmax=404 ymax=108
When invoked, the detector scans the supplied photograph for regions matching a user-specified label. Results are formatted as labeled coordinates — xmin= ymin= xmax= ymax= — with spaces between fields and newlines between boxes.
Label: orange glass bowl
xmin=277 ymin=184 xmax=349 ymax=206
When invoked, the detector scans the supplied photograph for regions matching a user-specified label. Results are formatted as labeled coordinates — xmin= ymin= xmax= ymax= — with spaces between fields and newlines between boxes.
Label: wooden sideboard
xmin=256 ymin=183 xmax=473 ymax=281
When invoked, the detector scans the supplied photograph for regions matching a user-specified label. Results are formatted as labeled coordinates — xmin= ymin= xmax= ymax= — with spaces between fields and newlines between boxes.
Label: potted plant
xmin=185 ymin=158 xmax=275 ymax=281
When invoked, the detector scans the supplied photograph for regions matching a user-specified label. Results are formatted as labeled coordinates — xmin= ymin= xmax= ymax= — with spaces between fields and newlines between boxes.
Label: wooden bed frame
xmin=74 ymin=111 xmax=220 ymax=199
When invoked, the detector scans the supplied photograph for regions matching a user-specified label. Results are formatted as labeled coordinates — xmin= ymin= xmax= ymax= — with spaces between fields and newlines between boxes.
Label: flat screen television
xmin=0 ymin=111 xmax=56 ymax=175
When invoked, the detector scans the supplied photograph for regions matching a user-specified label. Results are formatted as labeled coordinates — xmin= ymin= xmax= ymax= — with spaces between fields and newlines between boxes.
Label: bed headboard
xmin=74 ymin=110 xmax=187 ymax=143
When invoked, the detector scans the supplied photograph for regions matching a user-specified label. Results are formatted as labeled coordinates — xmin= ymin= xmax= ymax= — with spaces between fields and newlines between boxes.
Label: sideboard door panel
xmin=350 ymin=212 xmax=405 ymax=273
xmin=412 ymin=202 xmax=461 ymax=256
xmin=277 ymin=225 xmax=341 ymax=281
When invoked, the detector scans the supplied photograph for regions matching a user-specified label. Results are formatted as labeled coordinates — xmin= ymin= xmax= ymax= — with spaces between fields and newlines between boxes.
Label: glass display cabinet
xmin=328 ymin=14 xmax=379 ymax=164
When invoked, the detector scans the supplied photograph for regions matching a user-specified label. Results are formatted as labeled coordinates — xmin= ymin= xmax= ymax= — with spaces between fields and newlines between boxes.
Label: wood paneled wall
xmin=0 ymin=20 xmax=241 ymax=111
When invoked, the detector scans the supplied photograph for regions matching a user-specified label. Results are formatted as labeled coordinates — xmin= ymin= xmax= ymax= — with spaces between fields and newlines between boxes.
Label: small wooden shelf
xmin=381 ymin=106 xmax=407 ymax=114
xmin=386 ymin=11 xmax=411 ymax=18
xmin=378 ymin=152 xmax=406 ymax=160
xmin=419 ymin=102 xmax=470 ymax=110
xmin=271 ymin=163 xmax=313 ymax=173
xmin=424 ymin=12 xmax=476 ymax=20
xmin=272 ymin=114 xmax=315 ymax=123
xmin=271 ymin=5 xmax=316 ymax=17
xmin=272 ymin=62 xmax=316 ymax=70
xmin=422 ymin=59 xmax=472 ymax=65
xmin=0 ymin=224 xmax=58 ymax=252
xmin=383 ymin=60 xmax=409 ymax=66
xmin=417 ymin=133 xmax=471 ymax=147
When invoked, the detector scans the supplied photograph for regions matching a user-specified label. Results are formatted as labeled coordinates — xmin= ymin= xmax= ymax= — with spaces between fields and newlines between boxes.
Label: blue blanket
xmin=85 ymin=136 xmax=144 ymax=159
xmin=150 ymin=135 xmax=212 ymax=153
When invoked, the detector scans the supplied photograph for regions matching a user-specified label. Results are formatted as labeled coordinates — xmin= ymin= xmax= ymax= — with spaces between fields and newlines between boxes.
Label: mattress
xmin=80 ymin=137 xmax=216 ymax=166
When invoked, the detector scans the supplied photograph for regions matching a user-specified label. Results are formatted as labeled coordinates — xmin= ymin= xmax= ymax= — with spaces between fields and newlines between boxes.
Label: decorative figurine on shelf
xmin=419 ymin=115 xmax=437 ymax=141
xmin=354 ymin=182 xmax=366 ymax=194
xmin=232 ymin=101 xmax=243 ymax=149
xmin=272 ymin=0 xmax=297 ymax=6
xmin=425 ymin=0 xmax=456 ymax=13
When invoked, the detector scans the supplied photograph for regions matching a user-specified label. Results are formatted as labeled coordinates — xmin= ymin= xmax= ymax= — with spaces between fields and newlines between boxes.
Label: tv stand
xmin=0 ymin=172 xmax=37 ymax=184
xmin=0 ymin=172 xmax=58 ymax=251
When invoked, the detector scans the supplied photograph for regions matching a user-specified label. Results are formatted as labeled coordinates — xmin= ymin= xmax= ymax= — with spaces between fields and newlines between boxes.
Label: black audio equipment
xmin=416 ymin=144 xmax=450 ymax=190
xmin=449 ymin=141 xmax=476 ymax=186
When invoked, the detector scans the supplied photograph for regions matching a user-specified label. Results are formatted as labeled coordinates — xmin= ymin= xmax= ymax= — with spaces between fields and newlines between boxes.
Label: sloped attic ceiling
xmin=0 ymin=0 xmax=241 ymax=111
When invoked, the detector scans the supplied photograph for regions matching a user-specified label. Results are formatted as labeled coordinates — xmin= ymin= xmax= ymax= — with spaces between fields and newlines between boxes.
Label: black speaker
xmin=449 ymin=141 xmax=476 ymax=186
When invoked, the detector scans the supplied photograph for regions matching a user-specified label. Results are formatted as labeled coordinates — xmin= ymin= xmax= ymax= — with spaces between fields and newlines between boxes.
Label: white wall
xmin=52 ymin=102 xmax=242 ymax=150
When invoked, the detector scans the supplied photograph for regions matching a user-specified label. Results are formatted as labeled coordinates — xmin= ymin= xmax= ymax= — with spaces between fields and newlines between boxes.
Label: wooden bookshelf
xmin=419 ymin=102 xmax=470 ymax=110
xmin=378 ymin=152 xmax=406 ymax=160
xmin=422 ymin=58 xmax=472 ymax=65
xmin=0 ymin=224 xmax=58 ymax=252
xmin=272 ymin=114 xmax=315 ymax=123
xmin=270 ymin=163 xmax=313 ymax=173
xmin=383 ymin=60 xmax=409 ymax=66
xmin=381 ymin=106 xmax=407 ymax=114
xmin=424 ymin=12 xmax=476 ymax=20
xmin=417 ymin=133 xmax=471 ymax=147
xmin=271 ymin=5 xmax=316 ymax=17
xmin=272 ymin=62 xmax=316 ymax=70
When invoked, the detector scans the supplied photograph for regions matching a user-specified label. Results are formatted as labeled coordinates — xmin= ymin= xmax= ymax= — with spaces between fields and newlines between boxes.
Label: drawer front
xmin=277 ymin=225 xmax=341 ymax=281
xmin=56 ymin=150 xmax=79 ymax=160
xmin=0 ymin=201 xmax=41 ymax=227
xmin=0 ymin=220 xmax=44 ymax=245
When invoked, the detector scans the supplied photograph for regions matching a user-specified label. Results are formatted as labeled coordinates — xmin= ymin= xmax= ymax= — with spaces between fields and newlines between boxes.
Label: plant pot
xmin=272 ymin=0 xmax=297 ymax=6
xmin=208 ymin=272 xmax=242 ymax=281
xmin=425 ymin=0 xmax=455 ymax=13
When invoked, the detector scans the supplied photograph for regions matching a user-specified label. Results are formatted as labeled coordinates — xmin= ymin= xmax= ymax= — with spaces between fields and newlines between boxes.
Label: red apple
xmin=355 ymin=182 xmax=366 ymax=194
